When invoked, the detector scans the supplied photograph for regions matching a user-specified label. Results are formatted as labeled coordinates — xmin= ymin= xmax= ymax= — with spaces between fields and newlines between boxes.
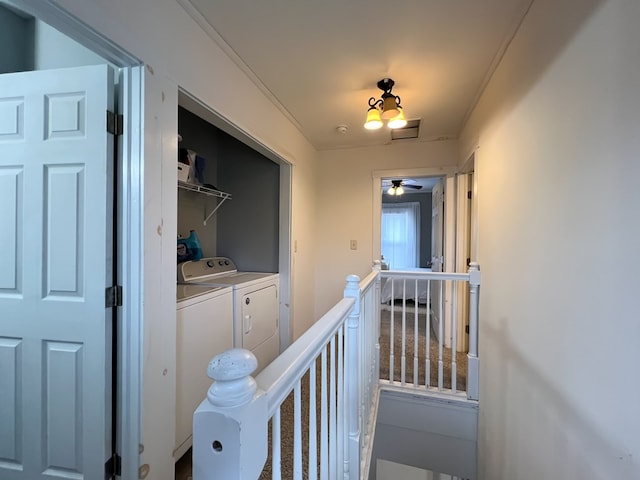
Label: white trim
xmin=470 ymin=149 xmax=479 ymax=263
xmin=117 ymin=64 xmax=144 ymax=480
xmin=455 ymin=173 xmax=471 ymax=352
xmin=279 ymin=163 xmax=293 ymax=351
xmin=443 ymin=175 xmax=457 ymax=348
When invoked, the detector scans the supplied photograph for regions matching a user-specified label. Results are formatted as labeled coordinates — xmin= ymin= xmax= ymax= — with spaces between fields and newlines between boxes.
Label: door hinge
xmin=105 ymin=453 xmax=121 ymax=478
xmin=107 ymin=110 xmax=123 ymax=136
xmin=465 ymin=325 xmax=470 ymax=334
xmin=106 ymin=285 xmax=123 ymax=308
xmin=467 ymin=190 xmax=472 ymax=199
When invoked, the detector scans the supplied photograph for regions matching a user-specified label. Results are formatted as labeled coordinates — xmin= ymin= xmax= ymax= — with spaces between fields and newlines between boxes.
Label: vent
xmin=391 ymin=119 xmax=420 ymax=140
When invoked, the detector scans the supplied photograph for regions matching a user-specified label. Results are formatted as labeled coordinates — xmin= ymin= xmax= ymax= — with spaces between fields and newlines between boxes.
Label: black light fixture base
xmin=377 ymin=78 xmax=395 ymax=93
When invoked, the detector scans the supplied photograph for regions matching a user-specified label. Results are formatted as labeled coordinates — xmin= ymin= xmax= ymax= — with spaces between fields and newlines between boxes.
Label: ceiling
xmin=181 ymin=0 xmax=533 ymax=152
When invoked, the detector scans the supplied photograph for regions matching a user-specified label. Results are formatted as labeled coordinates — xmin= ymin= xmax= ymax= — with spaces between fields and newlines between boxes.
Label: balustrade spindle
xmin=401 ymin=279 xmax=407 ymax=385
xmin=426 ymin=279 xmax=431 ymax=388
xmin=389 ymin=279 xmax=395 ymax=383
xmin=413 ymin=280 xmax=419 ymax=387
xmin=337 ymin=326 xmax=344 ymax=479
xmin=293 ymin=381 xmax=302 ymax=479
xmin=452 ymin=281 xmax=458 ymax=393
xmin=273 ymin=408 xmax=282 ymax=480
xmin=329 ymin=336 xmax=337 ymax=478
xmin=320 ymin=347 xmax=328 ymax=480
xmin=308 ymin=363 xmax=318 ymax=480
xmin=438 ymin=282 xmax=444 ymax=391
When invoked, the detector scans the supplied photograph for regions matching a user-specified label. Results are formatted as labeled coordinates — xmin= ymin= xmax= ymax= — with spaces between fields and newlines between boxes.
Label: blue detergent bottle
xmin=186 ymin=230 xmax=203 ymax=261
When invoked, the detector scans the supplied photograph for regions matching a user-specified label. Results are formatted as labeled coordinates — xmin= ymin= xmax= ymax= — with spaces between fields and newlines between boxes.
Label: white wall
xmin=44 ymin=0 xmax=318 ymax=477
xmin=315 ymin=141 xmax=458 ymax=318
xmin=459 ymin=0 xmax=640 ymax=478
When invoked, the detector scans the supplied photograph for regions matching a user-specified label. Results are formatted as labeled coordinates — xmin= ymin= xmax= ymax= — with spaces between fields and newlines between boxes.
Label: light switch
xmin=350 ymin=239 xmax=357 ymax=250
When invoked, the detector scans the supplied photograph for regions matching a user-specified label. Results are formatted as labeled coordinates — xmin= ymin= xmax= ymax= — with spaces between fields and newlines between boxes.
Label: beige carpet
xmin=379 ymin=308 xmax=467 ymax=391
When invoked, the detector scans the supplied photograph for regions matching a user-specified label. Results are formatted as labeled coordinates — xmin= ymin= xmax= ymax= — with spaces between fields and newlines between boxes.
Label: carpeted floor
xmin=176 ymin=307 xmax=468 ymax=479
xmin=379 ymin=308 xmax=467 ymax=391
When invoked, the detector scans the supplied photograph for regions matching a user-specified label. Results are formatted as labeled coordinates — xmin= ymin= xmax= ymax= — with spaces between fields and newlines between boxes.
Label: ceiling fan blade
xmin=404 ymin=184 xmax=423 ymax=189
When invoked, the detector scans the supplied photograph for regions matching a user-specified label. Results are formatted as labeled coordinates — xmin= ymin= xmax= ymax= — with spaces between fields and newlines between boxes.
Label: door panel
xmin=0 ymin=65 xmax=114 ymax=480
xmin=241 ymin=285 xmax=278 ymax=352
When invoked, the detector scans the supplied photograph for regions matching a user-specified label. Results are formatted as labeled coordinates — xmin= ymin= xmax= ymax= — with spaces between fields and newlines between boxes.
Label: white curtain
xmin=381 ymin=202 xmax=420 ymax=269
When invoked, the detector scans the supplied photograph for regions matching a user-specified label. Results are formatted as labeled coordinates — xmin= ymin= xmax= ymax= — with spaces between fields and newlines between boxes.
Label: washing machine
xmin=178 ymin=257 xmax=280 ymax=373
xmin=175 ymin=283 xmax=233 ymax=459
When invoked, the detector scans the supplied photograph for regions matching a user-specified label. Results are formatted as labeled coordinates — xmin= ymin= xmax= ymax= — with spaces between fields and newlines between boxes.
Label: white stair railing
xmin=193 ymin=272 xmax=380 ymax=480
xmin=191 ymin=265 xmax=479 ymax=479
xmin=379 ymin=263 xmax=480 ymax=400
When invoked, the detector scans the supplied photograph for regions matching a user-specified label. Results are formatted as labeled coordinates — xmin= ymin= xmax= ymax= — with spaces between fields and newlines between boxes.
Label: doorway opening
xmin=380 ymin=176 xmax=442 ymax=271
xmin=373 ymin=166 xmax=475 ymax=354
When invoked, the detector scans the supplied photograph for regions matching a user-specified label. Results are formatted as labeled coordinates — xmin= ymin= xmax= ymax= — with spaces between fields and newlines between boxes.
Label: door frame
xmin=373 ymin=167 xmax=458 ymax=350
xmin=372 ymin=167 xmax=457 ymax=267
xmin=7 ymin=1 xmax=144 ymax=478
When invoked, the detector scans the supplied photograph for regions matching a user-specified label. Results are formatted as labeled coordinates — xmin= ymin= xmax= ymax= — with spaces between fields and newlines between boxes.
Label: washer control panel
xmin=178 ymin=256 xmax=238 ymax=282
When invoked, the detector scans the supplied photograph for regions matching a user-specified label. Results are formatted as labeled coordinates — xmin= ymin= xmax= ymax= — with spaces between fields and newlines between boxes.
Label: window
xmin=381 ymin=202 xmax=420 ymax=269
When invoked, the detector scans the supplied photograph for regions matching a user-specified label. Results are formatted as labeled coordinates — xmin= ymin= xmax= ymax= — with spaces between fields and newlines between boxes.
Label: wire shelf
xmin=177 ymin=180 xmax=232 ymax=200
xmin=178 ymin=181 xmax=232 ymax=225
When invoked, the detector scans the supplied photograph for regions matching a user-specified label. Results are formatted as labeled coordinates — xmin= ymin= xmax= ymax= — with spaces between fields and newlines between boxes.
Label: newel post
xmin=192 ymin=348 xmax=268 ymax=480
xmin=467 ymin=263 xmax=481 ymax=401
xmin=344 ymin=274 xmax=361 ymax=479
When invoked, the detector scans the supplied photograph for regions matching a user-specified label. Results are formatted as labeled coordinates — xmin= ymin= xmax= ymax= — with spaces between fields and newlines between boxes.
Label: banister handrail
xmin=381 ymin=269 xmax=471 ymax=282
xmin=256 ymin=297 xmax=356 ymax=417
xmin=359 ymin=269 xmax=379 ymax=293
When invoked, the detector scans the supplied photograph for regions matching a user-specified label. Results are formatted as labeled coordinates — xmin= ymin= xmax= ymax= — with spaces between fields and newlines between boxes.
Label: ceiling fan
xmin=382 ymin=179 xmax=423 ymax=195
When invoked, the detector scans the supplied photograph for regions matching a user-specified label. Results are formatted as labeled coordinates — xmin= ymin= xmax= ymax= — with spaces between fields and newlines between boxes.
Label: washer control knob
xmin=206 ymin=260 xmax=215 ymax=268
xmin=225 ymin=260 xmax=230 ymax=265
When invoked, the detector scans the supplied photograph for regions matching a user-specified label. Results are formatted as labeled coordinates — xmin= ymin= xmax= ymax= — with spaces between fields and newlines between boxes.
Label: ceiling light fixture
xmin=387 ymin=180 xmax=405 ymax=196
xmin=364 ymin=78 xmax=408 ymax=130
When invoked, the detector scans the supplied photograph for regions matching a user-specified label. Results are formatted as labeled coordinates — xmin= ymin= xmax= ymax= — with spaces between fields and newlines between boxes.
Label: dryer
xmin=178 ymin=257 xmax=279 ymax=373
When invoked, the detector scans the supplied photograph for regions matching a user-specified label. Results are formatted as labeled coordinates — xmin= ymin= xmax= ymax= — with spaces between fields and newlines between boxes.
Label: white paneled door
xmin=0 ymin=65 xmax=115 ymax=479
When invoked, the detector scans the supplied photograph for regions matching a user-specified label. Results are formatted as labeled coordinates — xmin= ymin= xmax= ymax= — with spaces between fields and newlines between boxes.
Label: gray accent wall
xmin=382 ymin=191 xmax=432 ymax=268
xmin=0 ymin=6 xmax=32 ymax=73
xmin=216 ymin=132 xmax=279 ymax=273
xmin=0 ymin=6 xmax=109 ymax=74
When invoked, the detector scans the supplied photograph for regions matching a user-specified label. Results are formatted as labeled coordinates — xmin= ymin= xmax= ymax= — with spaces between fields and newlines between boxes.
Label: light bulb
xmin=364 ymin=108 xmax=383 ymax=130
xmin=387 ymin=107 xmax=407 ymax=129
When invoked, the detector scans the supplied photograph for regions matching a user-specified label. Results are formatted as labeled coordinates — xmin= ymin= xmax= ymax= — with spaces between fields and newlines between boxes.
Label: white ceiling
xmin=181 ymin=0 xmax=533 ymax=151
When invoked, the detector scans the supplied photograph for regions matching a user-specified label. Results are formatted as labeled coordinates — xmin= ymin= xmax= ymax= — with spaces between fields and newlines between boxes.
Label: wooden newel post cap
xmin=207 ymin=348 xmax=258 ymax=407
